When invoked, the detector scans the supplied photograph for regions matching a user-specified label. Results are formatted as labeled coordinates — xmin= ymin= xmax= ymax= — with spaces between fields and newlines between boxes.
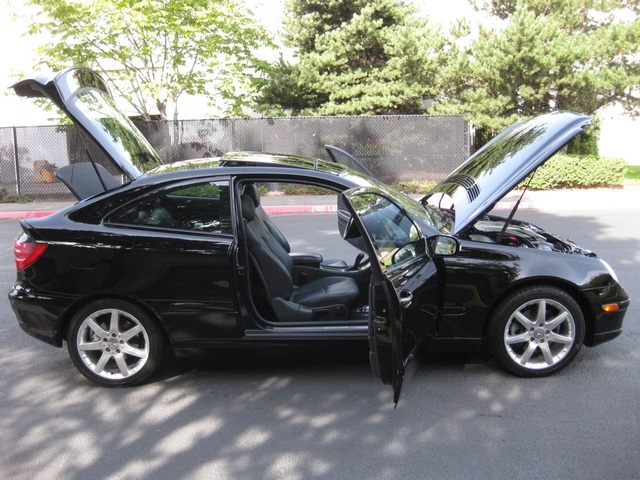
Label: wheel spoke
xmin=120 ymin=344 xmax=147 ymax=358
xmin=548 ymin=332 xmax=573 ymax=345
xmin=114 ymin=354 xmax=130 ymax=377
xmin=78 ymin=340 xmax=103 ymax=351
xmin=539 ymin=342 xmax=554 ymax=365
xmin=513 ymin=311 xmax=536 ymax=330
xmin=120 ymin=324 xmax=143 ymax=342
xmin=519 ymin=342 xmax=538 ymax=365
xmin=108 ymin=310 xmax=120 ymax=335
xmin=505 ymin=332 xmax=530 ymax=345
xmin=86 ymin=318 xmax=108 ymax=338
xmin=535 ymin=300 xmax=547 ymax=324
xmin=546 ymin=311 xmax=569 ymax=330
xmin=94 ymin=352 xmax=111 ymax=374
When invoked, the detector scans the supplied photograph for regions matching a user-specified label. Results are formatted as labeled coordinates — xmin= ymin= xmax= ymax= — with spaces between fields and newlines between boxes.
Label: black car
xmin=9 ymin=67 xmax=629 ymax=401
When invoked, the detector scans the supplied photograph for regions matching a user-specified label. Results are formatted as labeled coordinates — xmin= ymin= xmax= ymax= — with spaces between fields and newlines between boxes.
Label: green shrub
xmin=0 ymin=188 xmax=32 ymax=203
xmin=391 ymin=180 xmax=437 ymax=194
xmin=522 ymin=154 xmax=626 ymax=190
xmin=282 ymin=184 xmax=331 ymax=196
xmin=625 ymin=165 xmax=640 ymax=181
xmin=567 ymin=119 xmax=600 ymax=156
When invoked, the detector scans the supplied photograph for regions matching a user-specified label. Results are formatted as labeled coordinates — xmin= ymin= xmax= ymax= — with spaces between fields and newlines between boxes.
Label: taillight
xmin=14 ymin=233 xmax=47 ymax=271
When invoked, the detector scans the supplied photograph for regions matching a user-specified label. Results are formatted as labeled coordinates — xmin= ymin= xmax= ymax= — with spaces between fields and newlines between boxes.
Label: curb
xmin=0 ymin=211 xmax=57 ymax=220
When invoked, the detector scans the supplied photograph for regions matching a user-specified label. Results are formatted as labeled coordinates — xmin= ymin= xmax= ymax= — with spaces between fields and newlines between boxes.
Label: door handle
xmin=373 ymin=315 xmax=387 ymax=326
xmin=399 ymin=290 xmax=413 ymax=308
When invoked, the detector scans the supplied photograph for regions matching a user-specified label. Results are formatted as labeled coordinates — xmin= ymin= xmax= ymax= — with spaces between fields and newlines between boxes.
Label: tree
xmin=257 ymin=0 xmax=446 ymax=116
xmin=27 ymin=0 xmax=271 ymax=120
xmin=434 ymin=0 xmax=640 ymax=138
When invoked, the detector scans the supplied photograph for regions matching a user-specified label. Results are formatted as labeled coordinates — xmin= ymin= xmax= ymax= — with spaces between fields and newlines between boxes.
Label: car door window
xmin=350 ymin=193 xmax=422 ymax=267
xmin=109 ymin=181 xmax=231 ymax=233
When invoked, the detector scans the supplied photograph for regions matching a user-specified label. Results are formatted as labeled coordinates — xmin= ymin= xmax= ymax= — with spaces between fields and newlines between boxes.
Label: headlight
xmin=600 ymin=259 xmax=618 ymax=283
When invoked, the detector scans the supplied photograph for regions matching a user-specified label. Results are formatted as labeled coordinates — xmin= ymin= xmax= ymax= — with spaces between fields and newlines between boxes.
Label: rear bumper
xmin=8 ymin=282 xmax=73 ymax=347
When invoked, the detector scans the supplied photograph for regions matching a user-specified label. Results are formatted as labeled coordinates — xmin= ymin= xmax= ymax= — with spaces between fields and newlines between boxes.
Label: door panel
xmin=340 ymin=188 xmax=435 ymax=403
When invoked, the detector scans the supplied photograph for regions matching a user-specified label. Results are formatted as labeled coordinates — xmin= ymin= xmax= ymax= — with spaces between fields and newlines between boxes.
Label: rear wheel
xmin=67 ymin=299 xmax=164 ymax=387
xmin=488 ymin=286 xmax=585 ymax=377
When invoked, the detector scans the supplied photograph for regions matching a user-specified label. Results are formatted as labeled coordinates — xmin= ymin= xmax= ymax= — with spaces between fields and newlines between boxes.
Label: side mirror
xmin=427 ymin=235 xmax=460 ymax=257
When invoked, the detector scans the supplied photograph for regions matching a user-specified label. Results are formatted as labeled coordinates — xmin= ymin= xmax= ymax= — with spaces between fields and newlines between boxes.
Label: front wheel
xmin=67 ymin=299 xmax=164 ymax=387
xmin=488 ymin=286 xmax=585 ymax=377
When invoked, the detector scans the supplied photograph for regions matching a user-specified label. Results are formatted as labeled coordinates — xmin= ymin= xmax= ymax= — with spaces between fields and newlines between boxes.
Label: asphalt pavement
xmin=1 ymin=190 xmax=639 ymax=479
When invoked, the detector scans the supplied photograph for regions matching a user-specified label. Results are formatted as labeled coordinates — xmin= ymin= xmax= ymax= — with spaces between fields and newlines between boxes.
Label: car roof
xmin=142 ymin=151 xmax=375 ymax=186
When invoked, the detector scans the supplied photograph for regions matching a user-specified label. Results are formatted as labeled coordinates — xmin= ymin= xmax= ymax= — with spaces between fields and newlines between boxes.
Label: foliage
xmin=435 ymin=0 xmax=640 ymax=136
xmin=567 ymin=121 xmax=600 ymax=156
xmin=0 ymin=188 xmax=32 ymax=203
xmin=257 ymin=0 xmax=446 ymax=116
xmin=522 ymin=154 xmax=627 ymax=189
xmin=625 ymin=164 xmax=640 ymax=181
xmin=27 ymin=0 xmax=271 ymax=120
xmin=391 ymin=180 xmax=437 ymax=194
xmin=282 ymin=184 xmax=331 ymax=196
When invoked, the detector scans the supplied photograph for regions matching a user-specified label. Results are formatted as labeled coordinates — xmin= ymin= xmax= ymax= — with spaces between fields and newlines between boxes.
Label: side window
xmin=352 ymin=193 xmax=421 ymax=267
xmin=109 ymin=181 xmax=231 ymax=233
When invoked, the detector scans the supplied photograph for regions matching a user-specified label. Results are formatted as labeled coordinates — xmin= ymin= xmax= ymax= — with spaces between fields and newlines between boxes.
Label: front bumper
xmin=584 ymin=283 xmax=630 ymax=347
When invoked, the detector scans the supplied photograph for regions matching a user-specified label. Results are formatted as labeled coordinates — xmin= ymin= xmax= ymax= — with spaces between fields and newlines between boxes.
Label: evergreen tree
xmin=434 ymin=0 xmax=640 ymax=138
xmin=258 ymin=0 xmax=445 ymax=115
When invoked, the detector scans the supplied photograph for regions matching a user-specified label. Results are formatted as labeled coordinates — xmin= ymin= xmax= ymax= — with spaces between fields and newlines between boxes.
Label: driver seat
xmin=242 ymin=183 xmax=348 ymax=268
xmin=241 ymin=193 xmax=360 ymax=322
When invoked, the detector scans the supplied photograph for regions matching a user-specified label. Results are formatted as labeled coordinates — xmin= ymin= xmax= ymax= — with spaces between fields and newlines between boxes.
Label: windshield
xmin=422 ymin=203 xmax=453 ymax=234
xmin=378 ymin=185 xmax=452 ymax=234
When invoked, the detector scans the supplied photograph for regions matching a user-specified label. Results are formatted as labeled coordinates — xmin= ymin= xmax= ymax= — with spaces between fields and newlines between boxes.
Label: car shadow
xmin=150 ymin=343 xmax=495 ymax=385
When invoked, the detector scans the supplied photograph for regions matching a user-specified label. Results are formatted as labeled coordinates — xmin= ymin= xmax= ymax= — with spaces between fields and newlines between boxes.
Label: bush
xmin=0 ymin=188 xmax=32 ymax=203
xmin=391 ymin=180 xmax=437 ymax=194
xmin=282 ymin=184 xmax=331 ymax=196
xmin=567 ymin=119 xmax=600 ymax=156
xmin=522 ymin=154 xmax=626 ymax=190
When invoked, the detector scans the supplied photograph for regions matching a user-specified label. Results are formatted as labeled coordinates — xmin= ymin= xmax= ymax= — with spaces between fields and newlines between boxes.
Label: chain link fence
xmin=1 ymin=115 xmax=470 ymax=199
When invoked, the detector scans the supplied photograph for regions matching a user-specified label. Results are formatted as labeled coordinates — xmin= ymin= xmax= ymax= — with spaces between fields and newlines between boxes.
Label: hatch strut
xmin=496 ymin=173 xmax=535 ymax=243
xmin=74 ymin=127 xmax=110 ymax=193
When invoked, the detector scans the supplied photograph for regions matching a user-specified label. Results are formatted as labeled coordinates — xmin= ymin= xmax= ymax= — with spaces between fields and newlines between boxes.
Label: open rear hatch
xmin=13 ymin=66 xmax=163 ymax=199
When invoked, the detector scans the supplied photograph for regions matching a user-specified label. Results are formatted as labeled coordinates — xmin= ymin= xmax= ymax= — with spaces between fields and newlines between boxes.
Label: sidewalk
xmin=0 ymin=186 xmax=638 ymax=220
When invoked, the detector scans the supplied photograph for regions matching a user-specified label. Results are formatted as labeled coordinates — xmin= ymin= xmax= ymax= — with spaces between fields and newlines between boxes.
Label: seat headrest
xmin=243 ymin=183 xmax=261 ymax=207
xmin=241 ymin=194 xmax=256 ymax=221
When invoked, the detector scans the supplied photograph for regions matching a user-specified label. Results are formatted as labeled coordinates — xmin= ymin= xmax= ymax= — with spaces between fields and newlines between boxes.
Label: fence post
xmin=231 ymin=119 xmax=236 ymax=151
xmin=12 ymin=126 xmax=21 ymax=195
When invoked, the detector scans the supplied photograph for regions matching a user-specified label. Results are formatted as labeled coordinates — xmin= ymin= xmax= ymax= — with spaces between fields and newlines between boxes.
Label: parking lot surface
xmin=0 ymin=199 xmax=638 ymax=480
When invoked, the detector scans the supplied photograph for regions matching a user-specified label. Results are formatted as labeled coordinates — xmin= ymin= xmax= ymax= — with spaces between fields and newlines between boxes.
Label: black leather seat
xmin=241 ymin=193 xmax=360 ymax=322
xmin=242 ymin=183 xmax=348 ymax=268
xmin=243 ymin=183 xmax=291 ymax=252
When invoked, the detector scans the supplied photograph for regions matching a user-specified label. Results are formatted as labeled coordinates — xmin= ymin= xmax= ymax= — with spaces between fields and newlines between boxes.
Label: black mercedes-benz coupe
xmin=9 ymin=67 xmax=629 ymax=401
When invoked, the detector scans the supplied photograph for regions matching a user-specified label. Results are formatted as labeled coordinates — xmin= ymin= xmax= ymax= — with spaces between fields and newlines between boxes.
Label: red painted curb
xmin=0 ymin=211 xmax=56 ymax=220
xmin=263 ymin=204 xmax=337 ymax=215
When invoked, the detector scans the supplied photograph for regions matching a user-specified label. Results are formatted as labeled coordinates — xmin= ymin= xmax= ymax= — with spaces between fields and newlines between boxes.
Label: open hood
xmin=425 ymin=112 xmax=591 ymax=234
xmin=13 ymin=66 xmax=162 ymax=199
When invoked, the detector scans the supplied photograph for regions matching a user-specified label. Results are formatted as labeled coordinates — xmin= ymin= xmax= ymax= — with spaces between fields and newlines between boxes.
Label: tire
xmin=67 ymin=299 xmax=165 ymax=387
xmin=488 ymin=286 xmax=585 ymax=377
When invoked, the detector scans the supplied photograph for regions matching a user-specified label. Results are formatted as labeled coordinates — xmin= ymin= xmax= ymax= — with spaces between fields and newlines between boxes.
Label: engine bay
xmin=463 ymin=214 xmax=597 ymax=257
